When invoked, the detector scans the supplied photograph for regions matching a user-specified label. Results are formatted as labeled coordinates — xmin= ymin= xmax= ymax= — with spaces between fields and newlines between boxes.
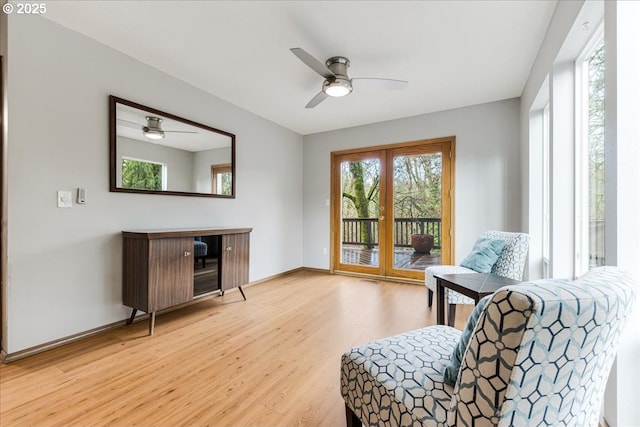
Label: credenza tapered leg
xmin=126 ymin=309 xmax=137 ymax=325
xmin=149 ymin=312 xmax=156 ymax=336
xmin=238 ymin=286 xmax=247 ymax=301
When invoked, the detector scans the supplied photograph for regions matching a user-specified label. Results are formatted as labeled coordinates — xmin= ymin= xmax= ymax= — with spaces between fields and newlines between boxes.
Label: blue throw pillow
xmin=443 ymin=295 xmax=492 ymax=385
xmin=459 ymin=237 xmax=506 ymax=273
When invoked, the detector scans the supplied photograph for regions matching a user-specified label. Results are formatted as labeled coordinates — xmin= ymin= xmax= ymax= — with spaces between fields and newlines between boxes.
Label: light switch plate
xmin=57 ymin=191 xmax=72 ymax=208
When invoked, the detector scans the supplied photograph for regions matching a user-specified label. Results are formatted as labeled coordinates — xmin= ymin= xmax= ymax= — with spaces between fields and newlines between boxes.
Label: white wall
xmin=302 ymin=99 xmax=522 ymax=270
xmin=4 ymin=15 xmax=303 ymax=353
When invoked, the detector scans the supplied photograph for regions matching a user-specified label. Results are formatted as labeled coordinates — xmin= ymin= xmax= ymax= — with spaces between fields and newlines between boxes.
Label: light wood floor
xmin=0 ymin=270 xmax=472 ymax=427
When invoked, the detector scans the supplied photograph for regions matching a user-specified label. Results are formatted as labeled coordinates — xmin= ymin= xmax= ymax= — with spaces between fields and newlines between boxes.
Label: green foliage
xmin=341 ymin=160 xmax=379 ymax=219
xmin=393 ymin=153 xmax=442 ymax=221
xmin=121 ymin=159 xmax=163 ymax=190
xmin=341 ymin=153 xmax=442 ymax=247
xmin=219 ymin=172 xmax=232 ymax=195
xmin=342 ymin=160 xmax=380 ymax=248
xmin=341 ymin=154 xmax=442 ymax=221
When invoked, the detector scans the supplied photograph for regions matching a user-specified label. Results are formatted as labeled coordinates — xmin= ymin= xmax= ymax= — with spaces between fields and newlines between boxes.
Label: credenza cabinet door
xmin=220 ymin=233 xmax=250 ymax=292
xmin=149 ymin=237 xmax=194 ymax=311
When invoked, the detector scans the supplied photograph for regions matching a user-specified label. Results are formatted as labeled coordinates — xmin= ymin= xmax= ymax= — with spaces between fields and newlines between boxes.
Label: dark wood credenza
xmin=122 ymin=227 xmax=252 ymax=335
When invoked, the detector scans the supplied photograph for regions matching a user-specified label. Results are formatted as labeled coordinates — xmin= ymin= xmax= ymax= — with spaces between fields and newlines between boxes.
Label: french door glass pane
xmin=392 ymin=153 xmax=442 ymax=270
xmin=340 ymin=159 xmax=380 ymax=267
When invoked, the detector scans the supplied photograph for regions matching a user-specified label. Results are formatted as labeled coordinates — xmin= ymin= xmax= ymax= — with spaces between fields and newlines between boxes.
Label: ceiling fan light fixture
xmin=143 ymin=128 xmax=165 ymax=140
xmin=323 ymin=78 xmax=352 ymax=97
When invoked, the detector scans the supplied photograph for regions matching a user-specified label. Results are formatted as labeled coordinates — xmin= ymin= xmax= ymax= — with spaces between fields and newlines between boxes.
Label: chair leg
xmin=201 ymin=257 xmax=206 ymax=268
xmin=345 ymin=404 xmax=362 ymax=427
xmin=428 ymin=289 xmax=433 ymax=307
xmin=448 ymin=304 xmax=457 ymax=327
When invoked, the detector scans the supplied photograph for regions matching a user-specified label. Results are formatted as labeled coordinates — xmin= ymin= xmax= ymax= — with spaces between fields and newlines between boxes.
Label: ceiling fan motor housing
xmin=143 ymin=116 xmax=165 ymax=139
xmin=326 ymin=56 xmax=350 ymax=77
xmin=323 ymin=56 xmax=352 ymax=97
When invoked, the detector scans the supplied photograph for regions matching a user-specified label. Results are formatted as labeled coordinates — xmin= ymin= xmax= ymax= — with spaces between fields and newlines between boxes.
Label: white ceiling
xmin=116 ymin=102 xmax=232 ymax=152
xmin=41 ymin=1 xmax=557 ymax=135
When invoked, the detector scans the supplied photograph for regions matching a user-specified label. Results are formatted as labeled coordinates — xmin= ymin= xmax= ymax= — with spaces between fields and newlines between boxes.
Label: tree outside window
xmin=587 ymin=38 xmax=605 ymax=268
xmin=121 ymin=158 xmax=165 ymax=191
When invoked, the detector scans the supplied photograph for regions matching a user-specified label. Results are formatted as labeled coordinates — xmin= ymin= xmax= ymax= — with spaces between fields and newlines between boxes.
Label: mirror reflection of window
xmin=122 ymin=157 xmax=167 ymax=191
xmin=211 ymin=164 xmax=232 ymax=195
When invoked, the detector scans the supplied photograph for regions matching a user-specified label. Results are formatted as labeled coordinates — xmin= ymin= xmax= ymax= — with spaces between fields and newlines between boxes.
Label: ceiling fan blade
xmin=164 ymin=130 xmax=198 ymax=134
xmin=117 ymin=119 xmax=143 ymax=129
xmin=351 ymin=78 xmax=408 ymax=90
xmin=290 ymin=47 xmax=335 ymax=79
xmin=305 ymin=91 xmax=329 ymax=109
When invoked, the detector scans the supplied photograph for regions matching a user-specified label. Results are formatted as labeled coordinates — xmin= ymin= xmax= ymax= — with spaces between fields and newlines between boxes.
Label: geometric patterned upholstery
xmin=193 ymin=238 xmax=208 ymax=268
xmin=342 ymin=266 xmax=637 ymax=427
xmin=425 ymin=230 xmax=530 ymax=305
xmin=341 ymin=326 xmax=460 ymax=426
xmin=193 ymin=239 xmax=208 ymax=257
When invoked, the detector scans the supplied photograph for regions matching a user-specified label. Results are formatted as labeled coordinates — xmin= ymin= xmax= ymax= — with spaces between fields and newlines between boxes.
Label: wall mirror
xmin=109 ymin=95 xmax=235 ymax=198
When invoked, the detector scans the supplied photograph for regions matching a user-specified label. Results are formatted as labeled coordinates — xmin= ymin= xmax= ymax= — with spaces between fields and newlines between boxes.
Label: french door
xmin=331 ymin=137 xmax=454 ymax=281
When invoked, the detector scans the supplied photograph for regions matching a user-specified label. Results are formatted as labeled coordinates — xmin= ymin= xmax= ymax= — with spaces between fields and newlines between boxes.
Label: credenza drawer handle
xmin=225 ymin=246 xmax=232 ymax=251
xmin=184 ymin=251 xmax=191 ymax=257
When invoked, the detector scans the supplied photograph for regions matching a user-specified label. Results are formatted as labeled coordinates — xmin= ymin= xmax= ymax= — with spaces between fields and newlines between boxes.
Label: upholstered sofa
xmin=341 ymin=267 xmax=637 ymax=426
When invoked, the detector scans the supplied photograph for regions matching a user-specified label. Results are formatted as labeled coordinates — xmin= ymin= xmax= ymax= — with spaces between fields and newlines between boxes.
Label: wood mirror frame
xmin=109 ymin=95 xmax=236 ymax=198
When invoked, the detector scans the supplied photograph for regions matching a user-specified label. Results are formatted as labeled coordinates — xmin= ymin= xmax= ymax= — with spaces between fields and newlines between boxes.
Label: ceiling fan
xmin=117 ymin=116 xmax=197 ymax=140
xmin=290 ymin=47 xmax=408 ymax=108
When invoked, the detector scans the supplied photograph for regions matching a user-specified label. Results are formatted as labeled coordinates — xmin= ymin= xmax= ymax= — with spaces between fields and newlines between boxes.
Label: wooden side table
xmin=434 ymin=273 xmax=520 ymax=326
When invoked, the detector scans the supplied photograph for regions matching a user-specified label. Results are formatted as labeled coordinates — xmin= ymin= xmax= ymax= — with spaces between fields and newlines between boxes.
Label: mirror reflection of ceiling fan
xmin=117 ymin=116 xmax=198 ymax=140
xmin=290 ymin=47 xmax=408 ymax=108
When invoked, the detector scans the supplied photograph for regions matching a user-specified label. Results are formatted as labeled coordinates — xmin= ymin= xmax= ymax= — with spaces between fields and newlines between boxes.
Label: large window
xmin=576 ymin=32 xmax=605 ymax=274
xmin=121 ymin=157 xmax=166 ymax=191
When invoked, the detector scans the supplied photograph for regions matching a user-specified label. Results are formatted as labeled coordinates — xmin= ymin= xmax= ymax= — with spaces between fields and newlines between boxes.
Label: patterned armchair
xmin=425 ymin=230 xmax=529 ymax=326
xmin=341 ymin=267 xmax=637 ymax=427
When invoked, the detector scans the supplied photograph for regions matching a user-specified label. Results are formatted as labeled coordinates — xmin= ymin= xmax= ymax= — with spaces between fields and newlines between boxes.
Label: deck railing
xmin=342 ymin=217 xmax=442 ymax=249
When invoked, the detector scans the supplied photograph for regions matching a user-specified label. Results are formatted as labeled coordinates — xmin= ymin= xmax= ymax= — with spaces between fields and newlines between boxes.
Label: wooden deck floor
xmin=341 ymin=246 xmax=442 ymax=270
xmin=0 ymin=270 xmax=473 ymax=427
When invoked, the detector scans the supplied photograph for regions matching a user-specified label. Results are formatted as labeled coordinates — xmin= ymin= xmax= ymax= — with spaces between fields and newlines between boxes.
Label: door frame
xmin=330 ymin=136 xmax=455 ymax=282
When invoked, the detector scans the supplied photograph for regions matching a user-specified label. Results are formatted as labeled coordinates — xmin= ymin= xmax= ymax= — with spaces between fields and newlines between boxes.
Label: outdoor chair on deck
xmin=425 ymin=230 xmax=529 ymax=326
